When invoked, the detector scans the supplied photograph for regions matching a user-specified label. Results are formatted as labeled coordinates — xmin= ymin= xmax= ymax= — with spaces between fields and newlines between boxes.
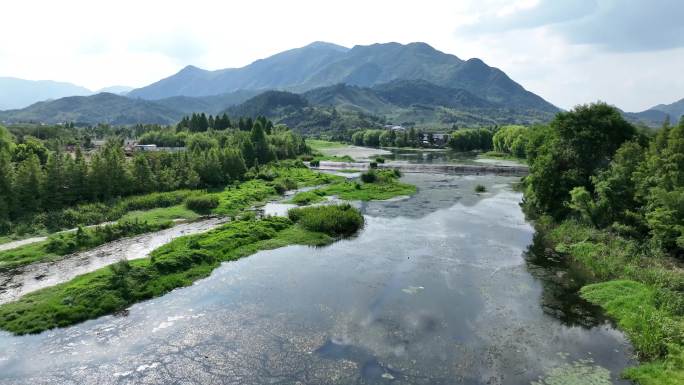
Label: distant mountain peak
xmin=304 ymin=41 xmax=349 ymax=51
xmin=179 ymin=64 xmax=204 ymax=73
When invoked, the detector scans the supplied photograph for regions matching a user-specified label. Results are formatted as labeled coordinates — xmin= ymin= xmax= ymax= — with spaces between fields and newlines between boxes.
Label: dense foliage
xmin=523 ymin=103 xmax=684 ymax=384
xmin=492 ymin=125 xmax=529 ymax=157
xmin=288 ymin=204 xmax=364 ymax=237
xmin=0 ymin=120 xmax=307 ymax=234
xmin=447 ymin=128 xmax=493 ymax=152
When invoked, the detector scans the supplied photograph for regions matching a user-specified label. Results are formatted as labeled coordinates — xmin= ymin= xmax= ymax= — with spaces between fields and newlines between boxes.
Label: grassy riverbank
xmin=0 ymin=204 xmax=364 ymax=335
xmin=477 ymin=151 xmax=527 ymax=164
xmin=0 ymin=220 xmax=173 ymax=272
xmin=538 ymin=218 xmax=684 ymax=385
xmin=290 ymin=169 xmax=416 ymax=204
xmin=0 ymin=162 xmax=343 ymax=270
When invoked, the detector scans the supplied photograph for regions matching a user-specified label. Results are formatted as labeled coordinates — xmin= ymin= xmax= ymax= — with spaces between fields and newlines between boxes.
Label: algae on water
xmin=532 ymin=359 xmax=612 ymax=385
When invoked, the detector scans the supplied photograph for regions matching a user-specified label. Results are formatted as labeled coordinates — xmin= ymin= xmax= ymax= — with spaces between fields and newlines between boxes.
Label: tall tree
xmin=13 ymin=154 xmax=43 ymax=217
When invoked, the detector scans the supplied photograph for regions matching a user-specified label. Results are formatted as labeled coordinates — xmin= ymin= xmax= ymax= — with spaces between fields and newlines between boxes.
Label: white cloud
xmin=0 ymin=0 xmax=681 ymax=111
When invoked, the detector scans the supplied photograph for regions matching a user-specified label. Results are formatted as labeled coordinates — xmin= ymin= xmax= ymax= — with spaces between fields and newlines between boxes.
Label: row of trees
xmin=177 ymin=113 xmax=274 ymax=133
xmin=524 ymin=103 xmax=684 ymax=257
xmin=350 ymin=128 xmax=441 ymax=148
xmin=447 ymin=128 xmax=493 ymax=152
xmin=0 ymin=119 xmax=307 ymax=227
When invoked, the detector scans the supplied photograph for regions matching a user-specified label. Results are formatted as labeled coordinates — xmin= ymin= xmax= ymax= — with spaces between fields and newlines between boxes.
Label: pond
xmin=0 ymin=172 xmax=633 ymax=385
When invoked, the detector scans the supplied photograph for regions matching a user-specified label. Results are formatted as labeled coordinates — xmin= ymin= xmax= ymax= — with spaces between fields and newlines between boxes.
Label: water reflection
xmin=0 ymin=172 xmax=634 ymax=385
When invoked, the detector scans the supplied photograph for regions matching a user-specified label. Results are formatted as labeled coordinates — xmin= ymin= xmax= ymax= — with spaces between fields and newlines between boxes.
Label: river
xmin=0 ymin=171 xmax=634 ymax=384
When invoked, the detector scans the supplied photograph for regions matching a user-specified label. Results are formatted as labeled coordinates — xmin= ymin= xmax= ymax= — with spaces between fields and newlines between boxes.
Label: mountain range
xmin=0 ymin=41 xmax=681 ymax=130
xmin=128 ymin=42 xmax=558 ymax=114
xmin=0 ymin=77 xmax=133 ymax=110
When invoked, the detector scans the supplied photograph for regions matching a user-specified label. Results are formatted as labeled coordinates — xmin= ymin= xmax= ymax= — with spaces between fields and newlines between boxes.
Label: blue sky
xmin=0 ymin=0 xmax=682 ymax=111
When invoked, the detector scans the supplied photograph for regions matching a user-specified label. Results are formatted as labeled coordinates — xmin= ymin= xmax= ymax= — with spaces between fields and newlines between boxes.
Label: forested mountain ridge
xmin=224 ymin=80 xmax=557 ymax=132
xmin=128 ymin=41 xmax=558 ymax=113
xmin=0 ymin=93 xmax=182 ymax=125
xmin=0 ymin=79 xmax=555 ymax=129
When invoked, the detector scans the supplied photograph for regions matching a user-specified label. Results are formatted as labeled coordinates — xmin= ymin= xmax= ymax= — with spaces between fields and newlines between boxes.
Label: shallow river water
xmin=0 ymin=173 xmax=634 ymax=384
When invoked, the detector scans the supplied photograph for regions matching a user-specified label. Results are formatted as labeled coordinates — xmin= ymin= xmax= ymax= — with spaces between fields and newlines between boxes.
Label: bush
xmin=309 ymin=159 xmax=320 ymax=167
xmin=369 ymin=162 xmax=378 ymax=169
xmin=288 ymin=204 xmax=364 ymax=237
xmin=360 ymin=170 xmax=377 ymax=183
xmin=185 ymin=195 xmax=219 ymax=214
xmin=475 ymin=184 xmax=487 ymax=193
xmin=375 ymin=157 xmax=385 ymax=164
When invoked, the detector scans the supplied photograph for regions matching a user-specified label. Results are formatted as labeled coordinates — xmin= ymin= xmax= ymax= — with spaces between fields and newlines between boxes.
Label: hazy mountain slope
xmin=0 ymin=77 xmax=92 ymax=110
xmin=153 ymin=90 xmax=260 ymax=115
xmin=0 ymin=93 xmax=182 ymax=125
xmin=96 ymin=85 xmax=134 ymax=95
xmin=650 ymin=98 xmax=684 ymax=120
xmin=127 ymin=42 xmax=349 ymax=99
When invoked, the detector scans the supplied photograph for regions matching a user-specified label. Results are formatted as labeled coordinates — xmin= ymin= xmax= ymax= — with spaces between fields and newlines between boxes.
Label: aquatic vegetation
xmin=532 ymin=359 xmax=612 ymax=385
xmin=289 ymin=190 xmax=326 ymax=205
xmin=475 ymin=184 xmax=487 ymax=193
xmin=539 ymin=218 xmax=684 ymax=383
xmin=288 ymin=169 xmax=415 ymax=202
xmin=0 ymin=204 xmax=364 ymax=334
xmin=288 ymin=204 xmax=364 ymax=237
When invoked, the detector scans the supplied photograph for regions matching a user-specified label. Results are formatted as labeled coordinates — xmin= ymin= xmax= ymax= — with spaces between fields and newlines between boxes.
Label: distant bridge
xmin=314 ymin=161 xmax=529 ymax=177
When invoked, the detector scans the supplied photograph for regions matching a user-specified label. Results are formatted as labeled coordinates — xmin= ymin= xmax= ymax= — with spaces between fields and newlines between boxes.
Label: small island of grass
xmin=290 ymin=169 xmax=416 ymax=203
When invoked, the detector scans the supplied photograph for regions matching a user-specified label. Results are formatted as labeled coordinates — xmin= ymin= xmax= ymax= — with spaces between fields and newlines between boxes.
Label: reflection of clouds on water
xmin=0 ymin=174 xmax=634 ymax=385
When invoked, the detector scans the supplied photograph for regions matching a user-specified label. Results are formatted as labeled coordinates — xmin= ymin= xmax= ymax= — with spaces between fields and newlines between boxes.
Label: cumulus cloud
xmin=459 ymin=0 xmax=684 ymax=52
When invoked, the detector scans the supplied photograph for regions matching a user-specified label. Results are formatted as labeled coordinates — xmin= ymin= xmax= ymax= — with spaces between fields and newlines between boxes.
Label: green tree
xmin=525 ymin=103 xmax=635 ymax=218
xmin=13 ymin=154 xmax=44 ymax=217
xmin=43 ymin=150 xmax=66 ymax=210
xmin=131 ymin=154 xmax=156 ymax=193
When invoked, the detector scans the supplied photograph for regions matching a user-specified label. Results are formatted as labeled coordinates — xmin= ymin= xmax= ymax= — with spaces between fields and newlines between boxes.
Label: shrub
xmin=310 ymin=159 xmax=320 ymax=167
xmin=288 ymin=204 xmax=364 ymax=237
xmin=369 ymin=162 xmax=378 ymax=169
xmin=375 ymin=157 xmax=385 ymax=164
xmin=185 ymin=195 xmax=219 ymax=214
xmin=475 ymin=184 xmax=487 ymax=193
xmin=361 ymin=170 xmax=377 ymax=183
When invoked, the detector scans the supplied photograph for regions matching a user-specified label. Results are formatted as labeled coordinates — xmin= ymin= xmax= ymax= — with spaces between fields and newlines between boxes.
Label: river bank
xmin=534 ymin=217 xmax=684 ymax=385
xmin=0 ymin=171 xmax=635 ymax=384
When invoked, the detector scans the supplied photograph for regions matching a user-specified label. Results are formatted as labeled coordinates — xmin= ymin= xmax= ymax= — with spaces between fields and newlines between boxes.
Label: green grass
xmin=314 ymin=154 xmax=355 ymax=162
xmin=120 ymin=205 xmax=199 ymax=225
xmin=288 ymin=204 xmax=364 ymax=237
xmin=289 ymin=190 xmax=327 ymax=205
xmin=0 ymin=220 xmax=172 ymax=271
xmin=0 ymin=241 xmax=56 ymax=271
xmin=539 ymin=218 xmax=684 ymax=384
xmin=0 ymin=164 xmax=339 ymax=272
xmin=477 ymin=151 xmax=527 ymax=164
xmin=289 ymin=169 xmax=416 ymax=202
xmin=306 ymin=139 xmax=348 ymax=150
xmin=0 ymin=205 xmax=365 ymax=334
